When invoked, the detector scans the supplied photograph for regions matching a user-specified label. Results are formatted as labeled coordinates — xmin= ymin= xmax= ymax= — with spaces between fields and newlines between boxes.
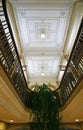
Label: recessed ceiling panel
xmin=15 ymin=7 xmax=70 ymax=50
xmin=25 ymin=56 xmax=60 ymax=77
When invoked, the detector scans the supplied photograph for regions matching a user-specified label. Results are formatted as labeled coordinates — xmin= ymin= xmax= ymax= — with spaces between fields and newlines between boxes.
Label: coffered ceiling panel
xmin=15 ymin=7 xmax=69 ymax=50
xmin=25 ymin=56 xmax=61 ymax=77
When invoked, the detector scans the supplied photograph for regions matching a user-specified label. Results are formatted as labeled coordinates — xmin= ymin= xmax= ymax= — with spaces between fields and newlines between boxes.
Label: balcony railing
xmin=58 ymin=17 xmax=83 ymax=106
xmin=0 ymin=0 xmax=31 ymax=107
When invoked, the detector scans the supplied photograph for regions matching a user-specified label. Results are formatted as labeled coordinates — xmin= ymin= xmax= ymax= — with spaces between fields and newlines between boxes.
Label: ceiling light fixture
xmin=41 ymin=65 xmax=45 ymax=76
xmin=10 ymin=120 xmax=14 ymax=123
xmin=75 ymin=119 xmax=79 ymax=122
xmin=41 ymin=32 xmax=45 ymax=39
xmin=41 ymin=72 xmax=45 ymax=76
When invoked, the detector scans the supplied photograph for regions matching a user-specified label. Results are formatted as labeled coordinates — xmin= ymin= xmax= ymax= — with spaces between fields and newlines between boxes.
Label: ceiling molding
xmin=9 ymin=0 xmax=77 ymax=5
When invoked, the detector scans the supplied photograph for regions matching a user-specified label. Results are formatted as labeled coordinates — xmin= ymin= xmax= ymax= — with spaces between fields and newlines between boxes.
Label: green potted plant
xmin=30 ymin=83 xmax=61 ymax=130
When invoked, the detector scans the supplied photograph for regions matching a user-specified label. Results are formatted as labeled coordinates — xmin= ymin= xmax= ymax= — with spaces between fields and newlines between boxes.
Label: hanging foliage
xmin=30 ymin=83 xmax=62 ymax=130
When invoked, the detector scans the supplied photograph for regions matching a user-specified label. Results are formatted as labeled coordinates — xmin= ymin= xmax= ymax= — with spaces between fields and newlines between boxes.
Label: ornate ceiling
xmin=9 ymin=0 xmax=77 ymax=89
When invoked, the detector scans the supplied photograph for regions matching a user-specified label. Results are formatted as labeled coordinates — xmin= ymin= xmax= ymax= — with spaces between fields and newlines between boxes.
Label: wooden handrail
xmin=0 ymin=0 xmax=31 ymax=107
xmin=58 ymin=17 xmax=83 ymax=106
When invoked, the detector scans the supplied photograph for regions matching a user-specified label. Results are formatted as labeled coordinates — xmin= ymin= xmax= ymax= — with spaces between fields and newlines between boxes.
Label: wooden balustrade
xmin=59 ymin=17 xmax=83 ymax=106
xmin=0 ymin=1 xmax=31 ymax=107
